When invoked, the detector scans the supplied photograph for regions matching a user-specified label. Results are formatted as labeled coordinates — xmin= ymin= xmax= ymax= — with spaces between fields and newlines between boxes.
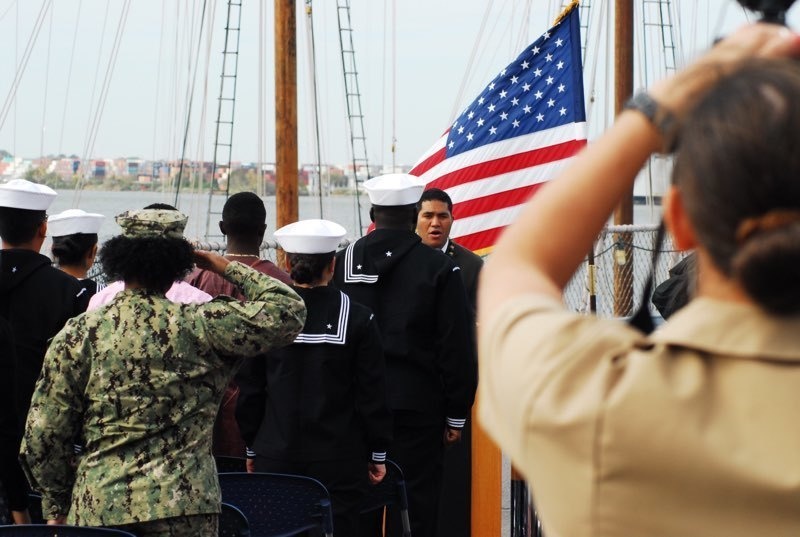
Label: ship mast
xmin=613 ymin=0 xmax=634 ymax=317
xmin=275 ymin=0 xmax=299 ymax=264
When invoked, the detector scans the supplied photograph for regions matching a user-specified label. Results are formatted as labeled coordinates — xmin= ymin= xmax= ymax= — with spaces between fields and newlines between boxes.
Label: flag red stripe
xmin=425 ymin=139 xmax=586 ymax=192
xmin=452 ymin=182 xmax=546 ymax=220
xmin=410 ymin=146 xmax=448 ymax=177
xmin=455 ymin=226 xmax=506 ymax=253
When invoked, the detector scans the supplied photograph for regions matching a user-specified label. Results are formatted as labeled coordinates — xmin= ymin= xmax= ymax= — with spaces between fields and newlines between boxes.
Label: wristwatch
xmin=623 ymin=92 xmax=678 ymax=153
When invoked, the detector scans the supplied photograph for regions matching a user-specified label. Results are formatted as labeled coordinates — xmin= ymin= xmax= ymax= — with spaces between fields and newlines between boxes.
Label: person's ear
xmin=218 ymin=221 xmax=226 ymax=236
xmin=664 ymin=185 xmax=697 ymax=251
xmin=87 ymin=243 xmax=99 ymax=266
xmin=38 ymin=220 xmax=48 ymax=239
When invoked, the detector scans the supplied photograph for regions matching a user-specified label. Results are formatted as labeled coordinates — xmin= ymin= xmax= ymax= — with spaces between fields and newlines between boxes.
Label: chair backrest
xmin=219 ymin=502 xmax=251 ymax=537
xmin=0 ymin=525 xmax=136 ymax=536
xmin=218 ymin=472 xmax=334 ymax=537
xmin=215 ymin=455 xmax=248 ymax=473
xmin=27 ymin=493 xmax=44 ymax=525
xmin=360 ymin=460 xmax=412 ymax=537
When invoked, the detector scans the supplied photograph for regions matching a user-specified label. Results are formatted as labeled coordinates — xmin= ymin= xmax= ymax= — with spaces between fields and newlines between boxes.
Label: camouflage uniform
xmin=19 ymin=261 xmax=306 ymax=530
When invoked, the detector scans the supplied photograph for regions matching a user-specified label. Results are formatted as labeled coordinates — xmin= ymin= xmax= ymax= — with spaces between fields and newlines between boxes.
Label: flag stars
xmin=488 ymin=103 xmax=496 ymax=112
xmin=523 ymin=104 xmax=532 ymax=113
xmin=489 ymin=82 xmax=496 ymax=90
xmin=548 ymin=98 xmax=556 ymax=107
xmin=510 ymin=76 xmax=518 ymax=84
xmin=543 ymin=31 xmax=551 ymax=39
xmin=536 ymin=113 xmax=545 ymax=122
xmin=522 ymin=83 xmax=532 ymax=92
xmin=468 ymin=111 xmax=475 ymax=119
xmin=557 ymin=61 xmax=565 ymax=70
xmin=512 ymin=119 xmax=520 ymax=128
xmin=501 ymin=68 xmax=507 ymax=76
xmin=546 ymin=76 xmax=554 ymax=85
xmin=532 ymin=46 xmax=540 ymax=55
xmin=545 ymin=53 xmax=554 ymax=62
xmin=489 ymin=126 xmax=498 ymax=135
xmin=467 ymin=132 xmax=474 ymax=141
xmin=556 ymin=38 xmax=564 ymax=47
xmin=534 ymin=90 xmax=543 ymax=99
xmin=521 ymin=60 xmax=530 ymax=69
xmin=478 ymin=97 xmax=485 ymax=105
xmin=534 ymin=68 xmax=542 ymax=77
xmin=500 ymin=112 xmax=508 ymax=120
xmin=458 ymin=125 xmax=465 ymax=134
xmin=448 ymin=141 xmax=455 ymax=149
xmin=477 ymin=118 xmax=485 ymax=127
xmin=559 ymin=107 xmax=568 ymax=116
xmin=511 ymin=97 xmax=519 ymax=106
xmin=558 ymin=84 xmax=566 ymax=93
xmin=499 ymin=90 xmax=507 ymax=99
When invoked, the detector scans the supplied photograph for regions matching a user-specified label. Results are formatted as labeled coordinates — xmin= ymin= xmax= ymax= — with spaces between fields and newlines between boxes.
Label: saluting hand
xmin=368 ymin=462 xmax=386 ymax=485
xmin=193 ymin=250 xmax=231 ymax=274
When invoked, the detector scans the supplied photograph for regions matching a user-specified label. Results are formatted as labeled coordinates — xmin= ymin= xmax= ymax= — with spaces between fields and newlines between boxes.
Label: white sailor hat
xmin=363 ymin=173 xmax=425 ymax=206
xmin=274 ymin=219 xmax=347 ymax=254
xmin=48 ymin=209 xmax=105 ymax=237
xmin=0 ymin=179 xmax=57 ymax=210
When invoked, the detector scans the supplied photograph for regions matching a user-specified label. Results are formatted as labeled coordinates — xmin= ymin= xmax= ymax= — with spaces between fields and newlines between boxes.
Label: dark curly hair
xmin=99 ymin=235 xmax=195 ymax=291
xmin=287 ymin=252 xmax=334 ymax=285
xmin=52 ymin=233 xmax=98 ymax=266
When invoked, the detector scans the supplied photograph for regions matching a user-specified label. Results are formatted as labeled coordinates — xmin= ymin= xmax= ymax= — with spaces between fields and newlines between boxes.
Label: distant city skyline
xmin=0 ymin=0 xmax=793 ymax=169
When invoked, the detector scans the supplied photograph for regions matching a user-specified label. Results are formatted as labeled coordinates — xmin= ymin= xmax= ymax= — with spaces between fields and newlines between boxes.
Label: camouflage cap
xmin=115 ymin=209 xmax=188 ymax=239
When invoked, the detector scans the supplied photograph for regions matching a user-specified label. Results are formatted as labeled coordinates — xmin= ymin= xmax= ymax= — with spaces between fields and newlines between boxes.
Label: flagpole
xmin=613 ymin=0 xmax=634 ymax=317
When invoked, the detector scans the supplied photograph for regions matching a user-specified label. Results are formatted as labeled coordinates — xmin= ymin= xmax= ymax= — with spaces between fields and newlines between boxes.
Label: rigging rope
xmin=305 ymin=1 xmax=325 ymax=217
xmin=0 ymin=0 xmax=52 ymax=133
xmin=40 ymin=3 xmax=53 ymax=158
xmin=150 ymin=0 xmax=168 ymax=178
xmin=448 ymin=0 xmax=495 ymax=124
xmin=74 ymin=1 xmax=110 ymax=194
xmin=57 ymin=0 xmax=82 ymax=155
xmin=76 ymin=0 xmax=132 ymax=206
xmin=0 ymin=0 xmax=17 ymax=24
xmin=173 ymin=0 xmax=210 ymax=207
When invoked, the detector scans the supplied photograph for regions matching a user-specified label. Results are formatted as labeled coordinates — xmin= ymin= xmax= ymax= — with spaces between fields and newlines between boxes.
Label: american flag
xmin=411 ymin=3 xmax=587 ymax=256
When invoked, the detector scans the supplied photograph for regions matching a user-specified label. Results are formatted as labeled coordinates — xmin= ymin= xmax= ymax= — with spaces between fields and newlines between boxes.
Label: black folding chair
xmin=360 ymin=460 xmax=411 ymax=537
xmin=215 ymin=455 xmax=248 ymax=473
xmin=218 ymin=472 xmax=334 ymax=537
xmin=26 ymin=493 xmax=43 ymax=525
xmin=219 ymin=502 xmax=251 ymax=537
xmin=0 ymin=526 xmax=136 ymax=536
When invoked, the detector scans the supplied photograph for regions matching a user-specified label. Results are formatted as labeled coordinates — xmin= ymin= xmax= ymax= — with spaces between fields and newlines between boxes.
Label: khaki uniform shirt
xmin=20 ymin=262 xmax=306 ymax=526
xmin=479 ymin=295 xmax=800 ymax=537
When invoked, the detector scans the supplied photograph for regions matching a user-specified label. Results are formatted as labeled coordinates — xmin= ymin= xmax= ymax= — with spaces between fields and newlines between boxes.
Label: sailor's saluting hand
xmin=193 ymin=250 xmax=231 ymax=274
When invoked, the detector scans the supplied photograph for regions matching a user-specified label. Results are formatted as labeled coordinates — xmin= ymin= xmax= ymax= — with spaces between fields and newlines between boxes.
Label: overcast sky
xmin=0 ymin=0 xmax=796 ymax=168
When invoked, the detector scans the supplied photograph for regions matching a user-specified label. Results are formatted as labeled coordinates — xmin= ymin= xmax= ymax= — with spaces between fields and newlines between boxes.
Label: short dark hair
xmin=370 ymin=204 xmax=417 ymax=230
xmin=143 ymin=203 xmax=178 ymax=211
xmin=417 ymin=188 xmax=453 ymax=213
xmin=222 ymin=192 xmax=267 ymax=236
xmin=52 ymin=233 xmax=98 ymax=266
xmin=99 ymin=235 xmax=195 ymax=291
xmin=0 ymin=207 xmax=47 ymax=245
xmin=287 ymin=251 xmax=334 ymax=285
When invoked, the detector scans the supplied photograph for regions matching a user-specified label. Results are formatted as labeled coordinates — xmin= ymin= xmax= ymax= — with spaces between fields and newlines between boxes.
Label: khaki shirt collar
xmin=650 ymin=297 xmax=800 ymax=362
